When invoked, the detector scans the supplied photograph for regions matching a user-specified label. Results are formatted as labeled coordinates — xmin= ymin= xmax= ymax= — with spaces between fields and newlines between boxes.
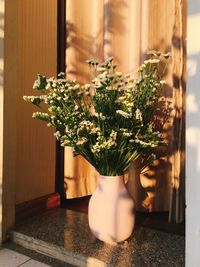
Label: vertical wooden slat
xmin=0 ymin=0 xmax=5 ymax=243
xmin=15 ymin=0 xmax=57 ymax=204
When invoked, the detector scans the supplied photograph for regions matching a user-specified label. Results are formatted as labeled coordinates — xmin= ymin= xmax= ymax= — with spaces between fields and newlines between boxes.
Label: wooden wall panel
xmin=15 ymin=0 xmax=57 ymax=204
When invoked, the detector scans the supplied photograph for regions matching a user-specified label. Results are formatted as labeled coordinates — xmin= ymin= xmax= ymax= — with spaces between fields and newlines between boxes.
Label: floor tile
xmin=4 ymin=243 xmax=74 ymax=267
xmin=0 ymin=248 xmax=30 ymax=267
xmin=20 ymin=259 xmax=50 ymax=267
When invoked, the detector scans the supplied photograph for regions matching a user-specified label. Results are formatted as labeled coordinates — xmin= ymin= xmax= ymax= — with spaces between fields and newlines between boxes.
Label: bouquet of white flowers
xmin=24 ymin=51 xmax=170 ymax=176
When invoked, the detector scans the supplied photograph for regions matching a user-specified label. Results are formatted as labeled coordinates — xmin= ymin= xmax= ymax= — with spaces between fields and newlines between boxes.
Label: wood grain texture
xmin=15 ymin=0 xmax=57 ymax=204
xmin=0 ymin=0 xmax=5 ymax=243
xmin=9 ymin=0 xmax=57 ymax=205
xmin=3 ymin=0 xmax=18 ymax=241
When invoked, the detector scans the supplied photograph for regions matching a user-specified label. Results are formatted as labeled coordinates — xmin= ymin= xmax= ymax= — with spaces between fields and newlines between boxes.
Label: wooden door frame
xmin=1 ymin=0 xmax=61 ymax=242
xmin=55 ymin=0 xmax=66 ymax=197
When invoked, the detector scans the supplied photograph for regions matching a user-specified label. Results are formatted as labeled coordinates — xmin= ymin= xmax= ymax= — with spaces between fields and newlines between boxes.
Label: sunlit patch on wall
xmin=187 ymin=59 xmax=197 ymax=76
xmin=187 ymin=94 xmax=199 ymax=113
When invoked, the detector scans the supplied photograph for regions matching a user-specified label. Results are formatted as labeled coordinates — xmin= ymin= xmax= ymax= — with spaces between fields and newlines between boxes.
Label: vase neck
xmin=99 ymin=175 xmax=123 ymax=179
xmin=97 ymin=175 xmax=125 ymax=192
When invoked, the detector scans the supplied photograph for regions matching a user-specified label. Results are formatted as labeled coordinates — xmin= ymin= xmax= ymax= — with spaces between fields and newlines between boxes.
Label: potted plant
xmin=23 ymin=51 xmax=170 ymax=244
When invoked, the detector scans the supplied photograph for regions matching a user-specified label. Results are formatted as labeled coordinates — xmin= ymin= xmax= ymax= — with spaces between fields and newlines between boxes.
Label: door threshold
xmin=10 ymin=208 xmax=184 ymax=267
xmin=61 ymin=196 xmax=185 ymax=236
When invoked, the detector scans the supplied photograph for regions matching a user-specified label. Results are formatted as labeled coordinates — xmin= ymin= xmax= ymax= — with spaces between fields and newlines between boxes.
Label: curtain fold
xmin=64 ymin=0 xmax=185 ymax=219
xmin=64 ymin=0 xmax=104 ymax=198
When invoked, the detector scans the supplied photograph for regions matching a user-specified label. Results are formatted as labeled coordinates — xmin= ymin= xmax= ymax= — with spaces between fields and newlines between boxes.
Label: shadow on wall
xmin=187 ymin=1 xmax=200 ymax=187
xmin=133 ymin=43 xmax=173 ymax=212
xmin=139 ymin=20 xmax=187 ymax=217
xmin=64 ymin=0 xmax=129 ymax=199
xmin=186 ymin=3 xmax=200 ymax=265
xmin=66 ymin=0 xmax=127 ymax=82
xmin=187 ymin=56 xmax=200 ymax=179
xmin=126 ymin=39 xmax=182 ymax=213
xmin=187 ymin=0 xmax=200 ymax=179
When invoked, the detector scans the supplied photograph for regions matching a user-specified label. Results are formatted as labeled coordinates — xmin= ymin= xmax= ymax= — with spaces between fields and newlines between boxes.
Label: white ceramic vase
xmin=88 ymin=175 xmax=135 ymax=244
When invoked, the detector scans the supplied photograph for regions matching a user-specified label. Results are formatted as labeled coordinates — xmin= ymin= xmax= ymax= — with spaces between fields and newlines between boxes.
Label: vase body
xmin=88 ymin=175 xmax=135 ymax=244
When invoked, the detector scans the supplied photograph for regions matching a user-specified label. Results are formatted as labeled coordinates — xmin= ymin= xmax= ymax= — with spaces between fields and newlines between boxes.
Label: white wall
xmin=186 ymin=0 xmax=200 ymax=265
xmin=0 ymin=0 xmax=4 ymax=244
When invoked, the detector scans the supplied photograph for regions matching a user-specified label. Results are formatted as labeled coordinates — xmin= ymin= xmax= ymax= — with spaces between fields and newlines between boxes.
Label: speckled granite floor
xmin=11 ymin=209 xmax=185 ymax=267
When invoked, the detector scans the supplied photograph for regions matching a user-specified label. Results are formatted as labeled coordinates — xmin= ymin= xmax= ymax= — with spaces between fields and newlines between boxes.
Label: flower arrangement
xmin=23 ymin=51 xmax=170 ymax=176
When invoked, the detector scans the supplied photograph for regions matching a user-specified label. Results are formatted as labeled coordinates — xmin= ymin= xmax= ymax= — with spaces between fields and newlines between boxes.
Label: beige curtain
xmin=65 ymin=0 xmax=104 ymax=198
xmin=64 ymin=0 xmax=185 ymax=220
